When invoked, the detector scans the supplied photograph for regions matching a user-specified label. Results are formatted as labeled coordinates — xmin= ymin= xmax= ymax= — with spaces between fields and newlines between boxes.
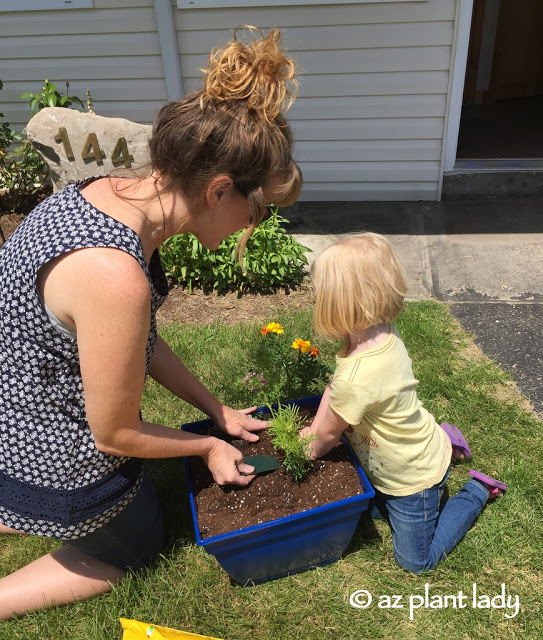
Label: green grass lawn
xmin=2 ymin=301 xmax=542 ymax=639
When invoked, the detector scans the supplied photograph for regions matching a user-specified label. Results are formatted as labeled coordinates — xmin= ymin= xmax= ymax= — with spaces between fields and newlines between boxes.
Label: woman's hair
xmin=148 ymin=26 xmax=302 ymax=252
xmin=311 ymin=233 xmax=407 ymax=339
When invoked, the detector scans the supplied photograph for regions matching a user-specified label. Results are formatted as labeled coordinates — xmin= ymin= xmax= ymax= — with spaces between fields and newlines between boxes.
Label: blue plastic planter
xmin=183 ymin=395 xmax=374 ymax=585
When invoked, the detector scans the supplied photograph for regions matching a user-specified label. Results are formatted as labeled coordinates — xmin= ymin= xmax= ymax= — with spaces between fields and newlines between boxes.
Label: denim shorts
xmin=68 ymin=472 xmax=164 ymax=570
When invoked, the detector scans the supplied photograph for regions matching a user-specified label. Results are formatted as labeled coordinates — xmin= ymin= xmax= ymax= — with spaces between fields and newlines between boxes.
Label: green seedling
xmin=267 ymin=403 xmax=316 ymax=482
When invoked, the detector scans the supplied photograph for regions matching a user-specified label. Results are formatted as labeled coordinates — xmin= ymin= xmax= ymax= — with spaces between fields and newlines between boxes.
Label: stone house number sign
xmin=54 ymin=127 xmax=135 ymax=168
xmin=26 ymin=107 xmax=152 ymax=191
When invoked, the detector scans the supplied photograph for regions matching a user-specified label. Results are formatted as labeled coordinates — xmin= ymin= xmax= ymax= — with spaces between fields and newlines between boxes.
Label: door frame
xmin=442 ymin=0 xmax=474 ymax=173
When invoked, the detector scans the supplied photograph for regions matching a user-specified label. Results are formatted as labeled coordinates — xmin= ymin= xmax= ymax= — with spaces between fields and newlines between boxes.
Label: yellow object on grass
xmin=120 ymin=618 xmax=225 ymax=640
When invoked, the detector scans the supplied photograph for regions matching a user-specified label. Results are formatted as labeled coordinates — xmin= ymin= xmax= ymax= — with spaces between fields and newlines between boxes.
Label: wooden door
xmin=464 ymin=0 xmax=543 ymax=104
xmin=487 ymin=0 xmax=543 ymax=101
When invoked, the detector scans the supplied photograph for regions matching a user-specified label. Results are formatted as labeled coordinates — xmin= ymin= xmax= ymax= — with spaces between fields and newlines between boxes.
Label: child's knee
xmin=394 ymin=552 xmax=436 ymax=574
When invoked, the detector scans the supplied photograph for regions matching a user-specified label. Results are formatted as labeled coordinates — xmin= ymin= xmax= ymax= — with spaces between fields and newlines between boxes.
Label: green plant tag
xmin=241 ymin=455 xmax=281 ymax=475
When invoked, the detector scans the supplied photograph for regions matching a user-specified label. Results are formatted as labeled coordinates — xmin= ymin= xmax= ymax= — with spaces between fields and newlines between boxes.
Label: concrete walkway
xmin=289 ymin=195 xmax=543 ymax=418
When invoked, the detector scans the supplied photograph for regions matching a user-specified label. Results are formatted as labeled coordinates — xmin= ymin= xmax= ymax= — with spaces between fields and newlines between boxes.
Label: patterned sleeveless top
xmin=0 ymin=177 xmax=168 ymax=540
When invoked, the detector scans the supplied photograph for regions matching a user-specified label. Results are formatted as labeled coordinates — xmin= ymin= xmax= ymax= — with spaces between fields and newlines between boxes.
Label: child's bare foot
xmin=452 ymin=447 xmax=466 ymax=460
xmin=469 ymin=469 xmax=507 ymax=500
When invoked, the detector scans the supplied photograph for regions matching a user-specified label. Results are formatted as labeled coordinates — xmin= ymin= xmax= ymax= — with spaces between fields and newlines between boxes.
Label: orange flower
xmin=310 ymin=346 xmax=319 ymax=359
xmin=292 ymin=338 xmax=311 ymax=353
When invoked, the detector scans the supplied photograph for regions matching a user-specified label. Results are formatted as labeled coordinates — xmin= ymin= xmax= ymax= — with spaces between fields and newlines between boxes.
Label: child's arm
xmin=306 ymin=380 xmax=333 ymax=431
xmin=301 ymin=384 xmax=349 ymax=460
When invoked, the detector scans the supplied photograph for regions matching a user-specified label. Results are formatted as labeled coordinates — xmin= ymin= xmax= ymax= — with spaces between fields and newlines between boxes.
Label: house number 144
xmin=54 ymin=127 xmax=134 ymax=168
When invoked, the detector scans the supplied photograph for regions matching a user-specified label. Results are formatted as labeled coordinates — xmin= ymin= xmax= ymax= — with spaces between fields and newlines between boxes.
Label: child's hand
xmin=299 ymin=426 xmax=317 ymax=460
xmin=300 ymin=405 xmax=347 ymax=460
xmin=299 ymin=426 xmax=313 ymax=438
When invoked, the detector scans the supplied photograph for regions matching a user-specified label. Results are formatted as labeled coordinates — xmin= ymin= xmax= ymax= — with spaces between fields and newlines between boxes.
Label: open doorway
xmin=456 ymin=0 xmax=543 ymax=161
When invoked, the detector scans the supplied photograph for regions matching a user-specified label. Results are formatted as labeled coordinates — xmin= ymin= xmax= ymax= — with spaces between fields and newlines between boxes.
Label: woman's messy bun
xmin=149 ymin=26 xmax=302 ymax=252
xmin=201 ymin=26 xmax=298 ymax=121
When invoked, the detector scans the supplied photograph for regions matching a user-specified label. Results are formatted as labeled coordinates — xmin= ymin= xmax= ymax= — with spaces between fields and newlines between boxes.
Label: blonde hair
xmin=311 ymin=233 xmax=407 ymax=339
xmin=148 ymin=26 xmax=302 ymax=254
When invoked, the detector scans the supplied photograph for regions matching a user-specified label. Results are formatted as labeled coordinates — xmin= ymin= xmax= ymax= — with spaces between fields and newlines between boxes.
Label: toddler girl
xmin=303 ymin=233 xmax=506 ymax=574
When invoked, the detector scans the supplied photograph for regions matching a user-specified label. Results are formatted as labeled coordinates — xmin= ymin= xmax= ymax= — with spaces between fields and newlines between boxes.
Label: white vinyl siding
xmin=175 ymin=0 xmax=456 ymax=200
xmin=0 ymin=1 xmax=93 ymax=10
xmin=178 ymin=0 xmax=423 ymax=7
xmin=0 ymin=0 xmax=459 ymax=201
xmin=0 ymin=0 xmax=165 ymax=127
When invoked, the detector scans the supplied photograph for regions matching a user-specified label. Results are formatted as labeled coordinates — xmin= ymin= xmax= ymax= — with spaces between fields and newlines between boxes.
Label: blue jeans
xmin=371 ymin=469 xmax=489 ymax=574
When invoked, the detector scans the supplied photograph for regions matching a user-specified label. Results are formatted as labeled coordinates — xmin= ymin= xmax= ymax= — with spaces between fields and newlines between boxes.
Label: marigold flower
xmin=261 ymin=321 xmax=284 ymax=335
xmin=292 ymin=338 xmax=311 ymax=353
xmin=310 ymin=346 xmax=319 ymax=359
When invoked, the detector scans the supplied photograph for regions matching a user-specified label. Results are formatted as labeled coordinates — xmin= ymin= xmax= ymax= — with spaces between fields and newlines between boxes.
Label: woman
xmin=0 ymin=27 xmax=301 ymax=618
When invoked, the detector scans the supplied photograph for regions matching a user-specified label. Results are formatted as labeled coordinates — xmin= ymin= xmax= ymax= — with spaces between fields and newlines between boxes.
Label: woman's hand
xmin=148 ymin=339 xmax=267 ymax=443
xmin=202 ymin=437 xmax=256 ymax=486
xmin=215 ymin=405 xmax=268 ymax=442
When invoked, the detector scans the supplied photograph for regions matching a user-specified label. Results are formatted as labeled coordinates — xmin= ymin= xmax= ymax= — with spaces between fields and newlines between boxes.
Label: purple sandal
xmin=469 ymin=470 xmax=507 ymax=497
xmin=440 ymin=422 xmax=472 ymax=460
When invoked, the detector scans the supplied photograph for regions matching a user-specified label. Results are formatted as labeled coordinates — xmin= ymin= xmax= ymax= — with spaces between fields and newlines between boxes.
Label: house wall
xmin=1 ymin=0 xmax=459 ymax=201
xmin=175 ymin=0 xmax=456 ymax=201
xmin=0 ymin=0 xmax=165 ymax=126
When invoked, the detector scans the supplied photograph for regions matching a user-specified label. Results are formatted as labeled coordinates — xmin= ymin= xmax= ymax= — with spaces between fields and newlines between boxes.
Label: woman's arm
xmin=148 ymin=336 xmax=268 ymax=442
xmin=300 ymin=383 xmax=349 ymax=460
xmin=39 ymin=247 xmax=254 ymax=485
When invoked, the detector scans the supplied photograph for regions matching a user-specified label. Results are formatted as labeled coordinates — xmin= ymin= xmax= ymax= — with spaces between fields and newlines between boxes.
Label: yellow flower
xmin=261 ymin=322 xmax=284 ymax=335
xmin=292 ymin=338 xmax=311 ymax=353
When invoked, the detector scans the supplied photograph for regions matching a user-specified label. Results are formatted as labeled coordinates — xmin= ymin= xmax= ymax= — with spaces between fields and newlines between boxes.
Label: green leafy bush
xmin=1 ymin=79 xmax=15 ymax=168
xmin=1 ymin=80 xmax=49 ymax=213
xmin=1 ymin=79 xmax=85 ymax=214
xmin=0 ymin=136 xmax=49 ymax=209
xmin=268 ymin=403 xmax=316 ymax=482
xmin=0 ymin=80 xmax=13 ymax=151
xmin=21 ymin=79 xmax=84 ymax=112
xmin=160 ymin=207 xmax=310 ymax=293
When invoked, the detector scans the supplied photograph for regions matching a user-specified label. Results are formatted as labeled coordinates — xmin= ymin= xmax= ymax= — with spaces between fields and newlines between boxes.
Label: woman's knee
xmin=0 ymin=523 xmax=24 ymax=535
xmin=69 ymin=474 xmax=165 ymax=570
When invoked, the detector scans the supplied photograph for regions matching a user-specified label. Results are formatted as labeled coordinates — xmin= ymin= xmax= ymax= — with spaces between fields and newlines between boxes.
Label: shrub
xmin=0 ymin=137 xmax=49 ymax=211
xmin=0 ymin=80 xmax=13 ymax=151
xmin=21 ymin=79 xmax=84 ymax=112
xmin=1 ymin=80 xmax=50 ymax=214
xmin=159 ymin=207 xmax=310 ymax=293
xmin=1 ymin=79 xmax=85 ymax=214
xmin=1 ymin=79 xmax=15 ymax=176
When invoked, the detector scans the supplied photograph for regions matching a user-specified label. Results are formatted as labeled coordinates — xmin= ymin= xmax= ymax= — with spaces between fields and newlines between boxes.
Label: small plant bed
xmin=189 ymin=406 xmax=364 ymax=539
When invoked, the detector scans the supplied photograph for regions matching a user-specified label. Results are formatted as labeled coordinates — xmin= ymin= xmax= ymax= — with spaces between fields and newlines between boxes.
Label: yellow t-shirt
xmin=329 ymin=326 xmax=451 ymax=496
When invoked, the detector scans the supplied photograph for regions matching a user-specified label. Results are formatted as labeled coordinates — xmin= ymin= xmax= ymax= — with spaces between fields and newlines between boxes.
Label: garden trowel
xmin=241 ymin=455 xmax=281 ymax=475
